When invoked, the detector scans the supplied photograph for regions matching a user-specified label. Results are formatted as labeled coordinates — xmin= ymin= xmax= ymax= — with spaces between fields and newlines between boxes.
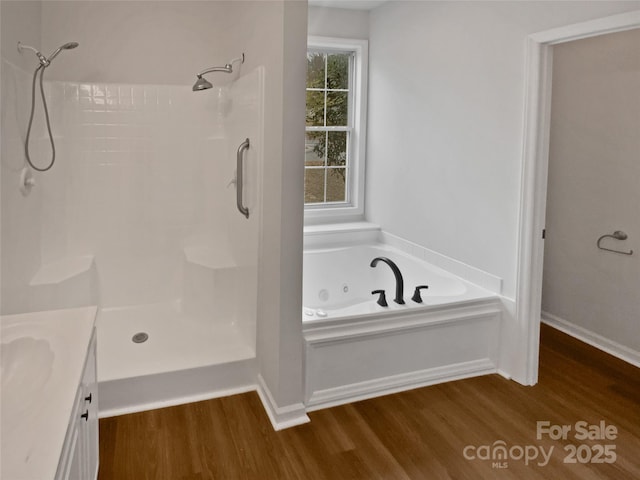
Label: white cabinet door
xmin=57 ymin=390 xmax=84 ymax=480
xmin=56 ymin=329 xmax=99 ymax=480
xmin=82 ymin=330 xmax=99 ymax=479
xmin=65 ymin=425 xmax=84 ymax=480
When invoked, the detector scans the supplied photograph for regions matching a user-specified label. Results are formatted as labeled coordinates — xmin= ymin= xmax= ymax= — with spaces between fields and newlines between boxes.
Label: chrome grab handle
xmin=236 ymin=138 xmax=250 ymax=219
xmin=597 ymin=230 xmax=633 ymax=256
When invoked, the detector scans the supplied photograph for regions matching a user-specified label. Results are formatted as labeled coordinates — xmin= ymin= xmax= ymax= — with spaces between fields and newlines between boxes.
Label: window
xmin=305 ymin=37 xmax=368 ymax=221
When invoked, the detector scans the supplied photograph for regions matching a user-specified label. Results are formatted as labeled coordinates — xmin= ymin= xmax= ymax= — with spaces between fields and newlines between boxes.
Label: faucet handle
xmin=411 ymin=285 xmax=429 ymax=303
xmin=371 ymin=289 xmax=388 ymax=307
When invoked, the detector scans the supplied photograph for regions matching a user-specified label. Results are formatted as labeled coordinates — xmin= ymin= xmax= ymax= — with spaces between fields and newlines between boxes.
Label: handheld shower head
xmin=47 ymin=42 xmax=79 ymax=63
xmin=20 ymin=41 xmax=79 ymax=172
xmin=18 ymin=41 xmax=79 ymax=67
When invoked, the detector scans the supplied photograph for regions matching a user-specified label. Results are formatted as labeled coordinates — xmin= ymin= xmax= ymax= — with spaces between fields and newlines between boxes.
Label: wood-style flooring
xmin=98 ymin=324 xmax=640 ymax=479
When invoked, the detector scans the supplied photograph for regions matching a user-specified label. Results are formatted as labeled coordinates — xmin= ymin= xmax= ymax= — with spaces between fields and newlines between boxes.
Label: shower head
xmin=47 ymin=42 xmax=79 ymax=63
xmin=192 ymin=75 xmax=213 ymax=91
xmin=192 ymin=53 xmax=245 ymax=92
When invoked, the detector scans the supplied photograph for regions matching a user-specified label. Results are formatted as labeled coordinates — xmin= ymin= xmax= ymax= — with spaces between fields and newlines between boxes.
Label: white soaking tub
xmin=303 ymin=243 xmax=494 ymax=321
xmin=302 ymin=239 xmax=503 ymax=411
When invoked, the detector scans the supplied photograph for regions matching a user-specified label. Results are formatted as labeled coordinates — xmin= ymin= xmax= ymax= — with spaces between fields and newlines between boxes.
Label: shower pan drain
xmin=132 ymin=332 xmax=149 ymax=344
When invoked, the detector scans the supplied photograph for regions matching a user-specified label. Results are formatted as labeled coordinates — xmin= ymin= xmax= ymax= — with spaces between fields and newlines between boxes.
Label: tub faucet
xmin=370 ymin=257 xmax=405 ymax=304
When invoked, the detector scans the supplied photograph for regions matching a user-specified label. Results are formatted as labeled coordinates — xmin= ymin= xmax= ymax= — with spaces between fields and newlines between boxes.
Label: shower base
xmin=97 ymin=301 xmax=256 ymax=417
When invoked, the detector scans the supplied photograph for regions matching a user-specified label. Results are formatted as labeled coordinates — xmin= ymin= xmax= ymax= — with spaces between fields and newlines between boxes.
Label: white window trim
xmin=305 ymin=36 xmax=368 ymax=225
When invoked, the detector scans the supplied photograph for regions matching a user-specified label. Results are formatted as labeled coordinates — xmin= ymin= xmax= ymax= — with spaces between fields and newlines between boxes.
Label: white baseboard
xmin=541 ymin=311 xmax=640 ymax=368
xmin=306 ymin=358 xmax=496 ymax=412
xmin=256 ymin=374 xmax=310 ymax=431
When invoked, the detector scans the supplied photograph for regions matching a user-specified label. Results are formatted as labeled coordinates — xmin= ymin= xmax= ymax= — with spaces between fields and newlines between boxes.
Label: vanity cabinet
xmin=56 ymin=329 xmax=99 ymax=480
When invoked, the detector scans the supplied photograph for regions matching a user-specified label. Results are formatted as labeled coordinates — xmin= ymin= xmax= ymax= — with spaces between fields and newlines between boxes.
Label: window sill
xmin=303 ymin=221 xmax=380 ymax=249
xmin=303 ymin=204 xmax=365 ymax=226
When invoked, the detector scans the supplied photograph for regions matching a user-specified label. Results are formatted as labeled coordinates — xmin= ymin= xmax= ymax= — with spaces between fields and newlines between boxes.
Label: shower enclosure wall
xmin=1 ymin=1 xmax=268 ymax=415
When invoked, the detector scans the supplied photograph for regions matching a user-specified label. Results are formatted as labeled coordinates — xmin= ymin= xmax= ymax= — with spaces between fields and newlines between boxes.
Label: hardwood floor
xmin=98 ymin=324 xmax=640 ymax=479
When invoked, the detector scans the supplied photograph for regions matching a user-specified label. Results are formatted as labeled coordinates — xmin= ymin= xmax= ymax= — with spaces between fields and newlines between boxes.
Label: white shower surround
xmin=39 ymin=78 xmax=230 ymax=306
xmin=2 ymin=58 xmax=265 ymax=415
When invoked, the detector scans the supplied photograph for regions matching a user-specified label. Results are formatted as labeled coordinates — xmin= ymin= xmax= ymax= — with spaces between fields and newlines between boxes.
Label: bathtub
xmin=303 ymin=243 xmax=495 ymax=321
xmin=302 ymin=240 xmax=503 ymax=410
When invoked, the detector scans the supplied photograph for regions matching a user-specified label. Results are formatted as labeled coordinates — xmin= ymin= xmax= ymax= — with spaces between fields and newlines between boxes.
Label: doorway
xmin=541 ymin=28 xmax=640 ymax=366
xmin=516 ymin=11 xmax=640 ymax=385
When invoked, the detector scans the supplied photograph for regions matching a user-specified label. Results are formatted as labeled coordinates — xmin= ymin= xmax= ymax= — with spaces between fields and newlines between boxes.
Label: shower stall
xmin=0 ymin=0 xmax=307 ymax=419
xmin=94 ymin=65 xmax=264 ymax=414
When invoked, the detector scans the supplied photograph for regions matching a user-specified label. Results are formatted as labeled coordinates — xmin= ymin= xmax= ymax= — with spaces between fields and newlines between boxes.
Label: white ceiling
xmin=308 ymin=0 xmax=388 ymax=11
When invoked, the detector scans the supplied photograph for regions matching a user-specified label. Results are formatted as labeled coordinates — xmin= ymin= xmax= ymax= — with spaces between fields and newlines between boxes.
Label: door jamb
xmin=516 ymin=10 xmax=640 ymax=385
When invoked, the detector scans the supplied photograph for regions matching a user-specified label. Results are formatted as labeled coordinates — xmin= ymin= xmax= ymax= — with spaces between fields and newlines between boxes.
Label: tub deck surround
xmin=303 ymin=223 xmax=503 ymax=295
xmin=303 ymin=243 xmax=497 ymax=320
xmin=0 ymin=306 xmax=97 ymax=480
xmin=302 ymin=229 xmax=503 ymax=410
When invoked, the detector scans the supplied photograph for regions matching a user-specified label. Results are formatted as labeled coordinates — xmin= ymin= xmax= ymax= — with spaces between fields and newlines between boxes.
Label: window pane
xmin=306 ymin=53 xmax=325 ymax=89
xmin=327 ymin=131 xmax=347 ymax=167
xmin=326 ymin=168 xmax=346 ymax=202
xmin=306 ymin=91 xmax=325 ymax=126
xmin=327 ymin=53 xmax=349 ymax=90
xmin=304 ymin=168 xmax=325 ymax=203
xmin=304 ymin=44 xmax=360 ymax=210
xmin=326 ymin=91 xmax=348 ymax=126
xmin=305 ymin=132 xmax=326 ymax=166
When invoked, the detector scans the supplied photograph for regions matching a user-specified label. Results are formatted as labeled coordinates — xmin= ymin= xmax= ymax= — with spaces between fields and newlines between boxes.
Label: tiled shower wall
xmin=53 ymin=79 xmax=237 ymax=307
xmin=7 ymin=57 xmax=247 ymax=308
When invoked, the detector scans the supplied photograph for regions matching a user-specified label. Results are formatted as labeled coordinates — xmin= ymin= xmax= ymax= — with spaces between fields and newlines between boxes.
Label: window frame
xmin=304 ymin=36 xmax=368 ymax=224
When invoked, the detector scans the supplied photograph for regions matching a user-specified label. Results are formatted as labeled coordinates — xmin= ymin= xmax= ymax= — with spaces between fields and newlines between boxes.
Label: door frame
xmin=516 ymin=10 xmax=640 ymax=385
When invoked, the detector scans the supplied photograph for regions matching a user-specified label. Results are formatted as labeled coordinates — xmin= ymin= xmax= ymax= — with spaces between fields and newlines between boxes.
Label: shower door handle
xmin=236 ymin=138 xmax=250 ymax=219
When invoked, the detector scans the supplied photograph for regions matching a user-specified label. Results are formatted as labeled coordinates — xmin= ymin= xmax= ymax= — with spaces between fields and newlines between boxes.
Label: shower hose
xmin=24 ymin=64 xmax=56 ymax=172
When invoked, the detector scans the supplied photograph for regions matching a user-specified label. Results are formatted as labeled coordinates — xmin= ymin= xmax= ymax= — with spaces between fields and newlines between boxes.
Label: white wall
xmin=366 ymin=1 xmax=640 ymax=301
xmin=1 ymin=0 xmax=41 ymax=69
xmin=542 ymin=29 xmax=640 ymax=353
xmin=1 ymin=1 xmax=43 ymax=314
xmin=40 ymin=1 xmax=236 ymax=85
xmin=247 ymin=1 xmax=308 ymax=412
xmin=308 ymin=5 xmax=369 ymax=39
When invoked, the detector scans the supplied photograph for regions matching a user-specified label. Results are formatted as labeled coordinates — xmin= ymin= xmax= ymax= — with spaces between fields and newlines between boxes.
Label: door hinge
xmin=542 ymin=229 xmax=546 ymax=239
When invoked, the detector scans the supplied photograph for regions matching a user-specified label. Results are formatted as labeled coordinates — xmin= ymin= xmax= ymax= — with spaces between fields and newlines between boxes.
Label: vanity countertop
xmin=1 ymin=306 xmax=97 ymax=480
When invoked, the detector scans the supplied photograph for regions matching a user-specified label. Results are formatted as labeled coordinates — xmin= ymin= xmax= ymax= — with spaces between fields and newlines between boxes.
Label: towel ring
xmin=597 ymin=231 xmax=633 ymax=256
